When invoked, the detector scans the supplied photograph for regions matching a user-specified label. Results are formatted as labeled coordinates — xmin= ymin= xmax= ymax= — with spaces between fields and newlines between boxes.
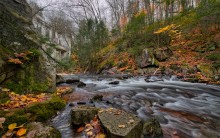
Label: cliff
xmin=0 ymin=0 xmax=56 ymax=93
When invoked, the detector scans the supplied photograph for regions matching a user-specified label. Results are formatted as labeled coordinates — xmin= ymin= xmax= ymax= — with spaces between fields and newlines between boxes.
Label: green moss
xmin=9 ymin=11 xmax=30 ymax=23
xmin=213 ymin=62 xmax=220 ymax=69
xmin=6 ymin=81 xmax=49 ymax=94
xmin=0 ymin=92 xmax=10 ymax=104
xmin=0 ymin=109 xmax=28 ymax=135
xmin=29 ymin=49 xmax=41 ymax=57
xmin=97 ymin=55 xmax=115 ymax=71
xmin=197 ymin=64 xmax=213 ymax=77
xmin=207 ymin=53 xmax=220 ymax=61
xmin=27 ymin=96 xmax=66 ymax=122
xmin=143 ymin=118 xmax=163 ymax=137
xmin=0 ymin=96 xmax=65 ymax=136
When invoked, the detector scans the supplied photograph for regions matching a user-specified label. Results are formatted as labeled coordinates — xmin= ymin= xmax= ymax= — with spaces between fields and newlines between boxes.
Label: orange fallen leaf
xmin=16 ymin=128 xmax=27 ymax=136
xmin=76 ymin=127 xmax=84 ymax=133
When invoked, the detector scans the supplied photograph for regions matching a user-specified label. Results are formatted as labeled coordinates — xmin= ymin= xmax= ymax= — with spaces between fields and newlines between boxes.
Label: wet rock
xmin=91 ymin=94 xmax=103 ymax=101
xmin=143 ymin=118 xmax=163 ymax=138
xmin=106 ymin=100 xmax=113 ymax=104
xmin=155 ymin=115 xmax=168 ymax=124
xmin=66 ymin=77 xmax=80 ymax=84
xmin=77 ymin=101 xmax=87 ymax=105
xmin=26 ymin=122 xmax=61 ymax=138
xmin=56 ymin=75 xmax=65 ymax=84
xmin=98 ymin=108 xmax=143 ymax=138
xmin=71 ymin=106 xmax=98 ymax=127
xmin=77 ymin=81 xmax=86 ymax=87
xmin=109 ymin=81 xmax=119 ymax=85
xmin=69 ymin=102 xmax=74 ymax=107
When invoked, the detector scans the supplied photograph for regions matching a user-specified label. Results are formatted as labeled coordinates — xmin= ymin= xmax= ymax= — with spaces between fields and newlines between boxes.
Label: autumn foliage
xmin=0 ymin=88 xmax=48 ymax=110
xmin=7 ymin=51 xmax=33 ymax=65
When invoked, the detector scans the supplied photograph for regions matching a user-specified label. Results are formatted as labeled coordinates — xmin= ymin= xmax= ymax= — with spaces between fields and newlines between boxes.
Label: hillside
xmin=89 ymin=2 xmax=220 ymax=83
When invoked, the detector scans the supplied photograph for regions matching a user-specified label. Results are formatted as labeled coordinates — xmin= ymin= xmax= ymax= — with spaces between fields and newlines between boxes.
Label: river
xmin=51 ymin=75 xmax=220 ymax=138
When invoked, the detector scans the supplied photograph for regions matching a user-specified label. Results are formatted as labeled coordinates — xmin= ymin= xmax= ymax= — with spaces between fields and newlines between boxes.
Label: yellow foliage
xmin=8 ymin=123 xmax=17 ymax=130
xmin=154 ymin=24 xmax=175 ymax=34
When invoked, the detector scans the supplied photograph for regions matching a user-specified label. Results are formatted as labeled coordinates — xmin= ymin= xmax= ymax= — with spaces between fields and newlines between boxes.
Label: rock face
xmin=153 ymin=47 xmax=172 ymax=62
xmin=26 ymin=122 xmax=61 ymax=138
xmin=71 ymin=106 xmax=98 ymax=127
xmin=0 ymin=0 xmax=56 ymax=93
xmin=98 ymin=108 xmax=143 ymax=138
xmin=138 ymin=48 xmax=159 ymax=68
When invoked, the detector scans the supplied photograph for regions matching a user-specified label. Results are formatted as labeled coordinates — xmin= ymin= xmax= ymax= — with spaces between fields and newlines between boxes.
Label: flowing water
xmin=52 ymin=75 xmax=220 ymax=138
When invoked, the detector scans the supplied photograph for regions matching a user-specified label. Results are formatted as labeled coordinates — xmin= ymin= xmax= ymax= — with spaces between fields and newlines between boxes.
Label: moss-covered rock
xmin=0 ymin=0 xmax=56 ymax=93
xmin=27 ymin=96 xmax=66 ymax=122
xmin=71 ymin=106 xmax=98 ymax=127
xmin=0 ymin=96 xmax=65 ymax=136
xmin=26 ymin=122 xmax=61 ymax=138
xmin=143 ymin=118 xmax=163 ymax=138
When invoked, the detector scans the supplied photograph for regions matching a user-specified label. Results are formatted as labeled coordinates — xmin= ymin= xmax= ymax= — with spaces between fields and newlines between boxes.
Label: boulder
xmin=91 ymin=94 xmax=103 ymax=101
xmin=143 ymin=118 xmax=163 ymax=138
xmin=71 ymin=106 xmax=98 ymax=127
xmin=26 ymin=122 xmax=61 ymax=138
xmin=77 ymin=81 xmax=86 ymax=87
xmin=66 ymin=77 xmax=80 ymax=84
xmin=98 ymin=108 xmax=143 ymax=138
xmin=153 ymin=47 xmax=172 ymax=62
xmin=138 ymin=48 xmax=159 ymax=68
xmin=109 ymin=81 xmax=119 ymax=85
xmin=56 ymin=75 xmax=65 ymax=84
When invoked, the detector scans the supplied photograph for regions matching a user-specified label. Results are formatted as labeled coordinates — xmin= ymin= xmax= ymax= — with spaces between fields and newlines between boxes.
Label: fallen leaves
xmin=0 ymin=88 xmax=48 ymax=110
xmin=76 ymin=127 xmax=84 ymax=133
xmin=8 ymin=58 xmax=23 ymax=65
xmin=2 ymin=123 xmax=27 ymax=137
xmin=118 ymin=124 xmax=126 ymax=128
xmin=8 ymin=123 xmax=17 ymax=130
xmin=56 ymin=86 xmax=72 ymax=97
xmin=76 ymin=116 xmax=106 ymax=138
xmin=0 ymin=117 xmax=6 ymax=129
xmin=16 ymin=128 xmax=27 ymax=136
xmin=128 ymin=119 xmax=135 ymax=124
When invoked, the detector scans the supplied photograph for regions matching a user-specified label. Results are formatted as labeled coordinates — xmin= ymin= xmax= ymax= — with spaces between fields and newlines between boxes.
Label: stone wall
xmin=0 ymin=0 xmax=56 ymax=93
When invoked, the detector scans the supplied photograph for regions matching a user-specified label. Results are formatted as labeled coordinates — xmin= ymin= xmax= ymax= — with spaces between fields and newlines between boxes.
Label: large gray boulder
xmin=98 ymin=108 xmax=143 ymax=138
xmin=0 ymin=0 xmax=56 ymax=93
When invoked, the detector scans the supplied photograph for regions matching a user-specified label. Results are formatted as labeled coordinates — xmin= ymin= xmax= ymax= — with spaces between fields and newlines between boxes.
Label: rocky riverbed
xmin=52 ymin=74 xmax=220 ymax=138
